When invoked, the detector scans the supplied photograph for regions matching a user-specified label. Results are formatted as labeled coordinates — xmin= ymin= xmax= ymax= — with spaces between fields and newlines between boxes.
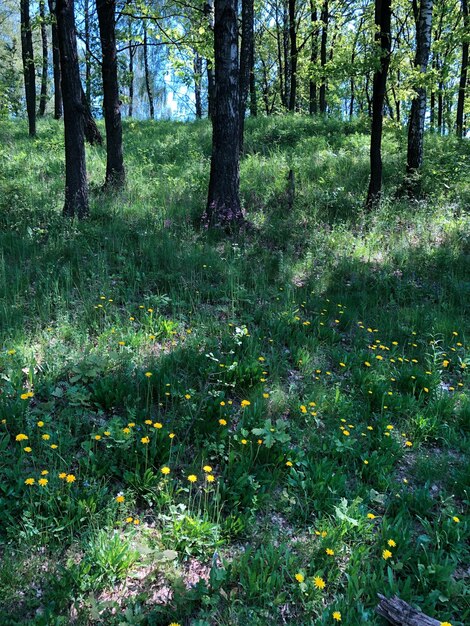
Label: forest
xmin=0 ymin=0 xmax=469 ymax=624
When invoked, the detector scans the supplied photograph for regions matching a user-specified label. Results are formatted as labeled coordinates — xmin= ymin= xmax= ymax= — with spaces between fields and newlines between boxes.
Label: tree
xmin=38 ymin=0 xmax=48 ymax=116
xmin=97 ymin=0 xmax=125 ymax=187
xmin=56 ymin=0 xmax=89 ymax=218
xmin=20 ymin=0 xmax=36 ymax=136
xmin=288 ymin=0 xmax=297 ymax=110
xmin=406 ymin=0 xmax=433 ymax=191
xmin=366 ymin=0 xmax=392 ymax=208
xmin=203 ymin=0 xmax=243 ymax=229
xmin=240 ymin=0 xmax=254 ymax=146
xmin=319 ymin=0 xmax=328 ymax=113
xmin=456 ymin=0 xmax=468 ymax=137
xmin=48 ymin=0 xmax=63 ymax=118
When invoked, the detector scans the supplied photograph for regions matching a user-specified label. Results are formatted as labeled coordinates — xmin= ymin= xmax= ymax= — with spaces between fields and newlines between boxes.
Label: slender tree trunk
xmin=20 ymin=0 xmax=36 ymax=136
xmin=283 ymin=0 xmax=290 ymax=108
xmin=143 ymin=20 xmax=154 ymax=118
xmin=56 ymin=0 xmax=88 ymax=218
xmin=84 ymin=0 xmax=91 ymax=102
xmin=430 ymin=87 xmax=435 ymax=130
xmin=39 ymin=0 xmax=48 ymax=116
xmin=288 ymin=0 xmax=297 ymax=111
xmin=204 ymin=0 xmax=243 ymax=229
xmin=128 ymin=42 xmax=134 ymax=117
xmin=366 ymin=0 xmax=392 ymax=208
xmin=274 ymin=1 xmax=286 ymax=108
xmin=205 ymin=0 xmax=215 ymax=118
xmin=240 ymin=0 xmax=254 ymax=147
xmin=249 ymin=42 xmax=257 ymax=116
xmin=319 ymin=0 xmax=328 ymax=113
xmin=437 ymin=80 xmax=443 ymax=134
xmin=194 ymin=51 xmax=203 ymax=119
xmin=309 ymin=1 xmax=318 ymax=114
xmin=97 ymin=0 xmax=125 ymax=188
xmin=406 ymin=0 xmax=433 ymax=191
xmin=456 ymin=0 xmax=468 ymax=137
xmin=48 ymin=0 xmax=63 ymax=118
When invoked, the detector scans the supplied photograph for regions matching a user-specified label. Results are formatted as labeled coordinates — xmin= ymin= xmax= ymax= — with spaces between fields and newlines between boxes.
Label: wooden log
xmin=376 ymin=595 xmax=443 ymax=626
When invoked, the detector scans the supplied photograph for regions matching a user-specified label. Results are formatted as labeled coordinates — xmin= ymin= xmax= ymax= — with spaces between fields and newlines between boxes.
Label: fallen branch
xmin=376 ymin=595 xmax=442 ymax=626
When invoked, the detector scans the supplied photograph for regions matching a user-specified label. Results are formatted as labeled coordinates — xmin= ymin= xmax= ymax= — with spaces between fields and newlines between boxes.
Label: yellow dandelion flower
xmin=116 ymin=495 xmax=125 ymax=503
xmin=388 ymin=539 xmax=396 ymax=547
xmin=333 ymin=611 xmax=342 ymax=621
xmin=241 ymin=400 xmax=251 ymax=408
xmin=37 ymin=421 xmax=44 ymax=427
xmin=294 ymin=573 xmax=304 ymax=583
xmin=206 ymin=474 xmax=215 ymax=483
xmin=382 ymin=549 xmax=392 ymax=560
xmin=141 ymin=436 xmax=150 ymax=444
xmin=367 ymin=513 xmax=376 ymax=519
xmin=452 ymin=516 xmax=460 ymax=523
xmin=219 ymin=418 xmax=227 ymax=426
xmin=66 ymin=474 xmax=76 ymax=483
xmin=38 ymin=478 xmax=48 ymax=487
xmin=25 ymin=478 xmax=35 ymax=485
xmin=145 ymin=372 xmax=153 ymax=378
xmin=326 ymin=548 xmax=335 ymax=556
xmin=161 ymin=466 xmax=170 ymax=475
xmin=187 ymin=474 xmax=197 ymax=483
xmin=23 ymin=447 xmax=32 ymax=453
xmin=59 ymin=472 xmax=67 ymax=479
xmin=16 ymin=434 xmax=28 ymax=442
xmin=313 ymin=576 xmax=326 ymax=590
xmin=203 ymin=465 xmax=212 ymax=472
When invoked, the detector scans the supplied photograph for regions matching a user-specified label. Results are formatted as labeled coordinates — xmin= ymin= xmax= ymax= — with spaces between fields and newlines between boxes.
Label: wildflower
xmin=343 ymin=430 xmax=350 ymax=436
xmin=116 ymin=494 xmax=125 ymax=503
xmin=128 ymin=422 xmax=135 ymax=428
xmin=168 ymin=622 xmax=181 ymax=626
xmin=326 ymin=548 xmax=335 ymax=556
xmin=219 ymin=419 xmax=227 ymax=426
xmin=295 ymin=573 xmax=304 ymax=583
xmin=25 ymin=478 xmax=35 ymax=485
xmin=405 ymin=441 xmax=413 ymax=447
xmin=286 ymin=461 xmax=293 ymax=467
xmin=145 ymin=420 xmax=152 ymax=425
xmin=452 ymin=516 xmax=460 ymax=523
xmin=122 ymin=427 xmax=131 ymax=434
xmin=263 ymin=393 xmax=269 ymax=399
xmin=367 ymin=513 xmax=377 ymax=520
xmin=145 ymin=372 xmax=152 ymax=378
xmin=59 ymin=473 xmax=67 ymax=479
xmin=133 ymin=519 xmax=140 ymax=525
xmin=118 ymin=341 xmax=125 ymax=346
xmin=50 ymin=444 xmax=58 ymax=449
xmin=24 ymin=447 xmax=32 ymax=453
xmin=41 ymin=470 xmax=48 ymax=475
xmin=185 ymin=394 xmax=191 ymax=400
xmin=440 ymin=622 xmax=453 ymax=626
xmin=153 ymin=422 xmax=163 ymax=429
xmin=241 ymin=400 xmax=251 ymax=408
xmin=364 ymin=460 xmax=369 ymax=465
xmin=241 ymin=439 xmax=248 ymax=445
xmin=206 ymin=474 xmax=215 ymax=482
xmin=386 ymin=425 xmax=394 ymax=430
xmin=169 ymin=433 xmax=175 ymax=439
xmin=257 ymin=439 xmax=263 ymax=445
xmin=126 ymin=517 xmax=134 ymax=523
xmin=382 ymin=549 xmax=392 ymax=560
xmin=333 ymin=612 xmax=342 ymax=622
xmin=94 ymin=435 xmax=102 ymax=441
xmin=42 ymin=434 xmax=50 ymax=440
xmin=313 ymin=576 xmax=325 ymax=590
xmin=141 ymin=436 xmax=150 ymax=444
xmin=161 ymin=466 xmax=170 ymax=475
xmin=66 ymin=474 xmax=76 ymax=483
xmin=187 ymin=475 xmax=197 ymax=483
xmin=442 ymin=360 xmax=449 ymax=367
xmin=364 ymin=361 xmax=371 ymax=367
xmin=203 ymin=465 xmax=212 ymax=472
xmin=37 ymin=421 xmax=44 ymax=427
xmin=339 ymin=362 xmax=345 ymax=367
xmin=38 ymin=478 xmax=48 ymax=487
xmin=16 ymin=434 xmax=28 ymax=442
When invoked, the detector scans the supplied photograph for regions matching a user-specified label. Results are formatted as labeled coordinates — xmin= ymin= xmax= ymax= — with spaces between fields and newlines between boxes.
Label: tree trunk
xmin=204 ymin=0 xmax=243 ymax=230
xmin=288 ymin=0 xmax=297 ymax=111
xmin=376 ymin=595 xmax=442 ymax=626
xmin=240 ymin=0 xmax=254 ymax=147
xmin=309 ymin=1 xmax=318 ymax=115
xmin=81 ymin=83 xmax=102 ymax=144
xmin=20 ymin=0 xmax=36 ymax=136
xmin=319 ymin=0 xmax=328 ymax=113
xmin=143 ymin=20 xmax=154 ymax=119
xmin=249 ymin=42 xmax=257 ymax=116
xmin=128 ymin=42 xmax=134 ymax=117
xmin=97 ymin=0 xmax=125 ymax=188
xmin=456 ymin=0 xmax=468 ymax=137
xmin=205 ymin=0 xmax=215 ymax=118
xmin=56 ymin=0 xmax=89 ymax=218
xmin=39 ymin=0 xmax=48 ymax=116
xmin=84 ymin=0 xmax=91 ymax=102
xmin=194 ymin=51 xmax=202 ymax=119
xmin=48 ymin=0 xmax=63 ymax=119
xmin=366 ymin=0 xmax=392 ymax=208
xmin=406 ymin=0 xmax=433 ymax=190
xmin=283 ymin=0 xmax=290 ymax=108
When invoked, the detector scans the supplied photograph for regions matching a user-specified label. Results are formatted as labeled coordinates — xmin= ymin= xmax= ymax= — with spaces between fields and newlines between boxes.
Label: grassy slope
xmin=0 ymin=116 xmax=468 ymax=626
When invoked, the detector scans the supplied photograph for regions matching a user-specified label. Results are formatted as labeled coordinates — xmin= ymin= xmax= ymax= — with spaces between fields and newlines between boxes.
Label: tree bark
xmin=204 ymin=0 xmax=243 ymax=230
xmin=194 ymin=51 xmax=203 ymax=118
xmin=20 ymin=0 xmax=36 ymax=136
xmin=406 ymin=0 xmax=433 ymax=189
xmin=39 ymin=0 xmax=48 ymax=116
xmin=319 ymin=0 xmax=328 ymax=113
xmin=366 ymin=0 xmax=392 ymax=208
xmin=240 ymin=0 xmax=254 ymax=147
xmin=288 ymin=0 xmax=297 ymax=111
xmin=376 ymin=594 xmax=442 ymax=626
xmin=128 ymin=41 xmax=134 ymax=117
xmin=143 ymin=20 xmax=154 ymax=118
xmin=97 ymin=0 xmax=125 ymax=188
xmin=56 ymin=0 xmax=89 ymax=218
xmin=249 ymin=42 xmax=257 ymax=116
xmin=84 ymin=0 xmax=91 ymax=103
xmin=456 ymin=0 xmax=468 ymax=137
xmin=275 ymin=0 xmax=286 ymax=108
xmin=48 ymin=0 xmax=63 ymax=119
xmin=309 ymin=1 xmax=318 ymax=114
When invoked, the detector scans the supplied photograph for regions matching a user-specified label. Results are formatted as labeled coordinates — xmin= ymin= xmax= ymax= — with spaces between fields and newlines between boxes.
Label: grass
xmin=0 ymin=114 xmax=468 ymax=625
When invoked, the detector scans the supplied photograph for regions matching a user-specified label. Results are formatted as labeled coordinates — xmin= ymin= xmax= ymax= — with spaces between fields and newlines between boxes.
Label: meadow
xmin=0 ymin=115 xmax=468 ymax=625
